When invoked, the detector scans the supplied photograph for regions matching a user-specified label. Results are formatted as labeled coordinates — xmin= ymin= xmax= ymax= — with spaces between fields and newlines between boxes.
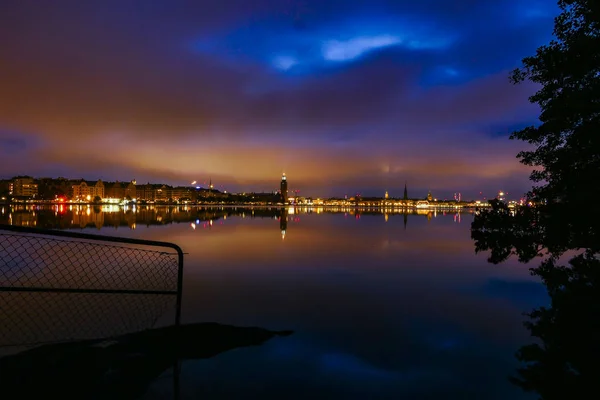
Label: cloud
xmin=322 ymin=35 xmax=402 ymax=62
xmin=0 ymin=0 xmax=556 ymax=195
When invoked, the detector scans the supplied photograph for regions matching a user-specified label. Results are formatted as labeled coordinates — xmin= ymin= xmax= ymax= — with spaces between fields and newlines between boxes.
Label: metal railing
xmin=0 ymin=224 xmax=184 ymax=347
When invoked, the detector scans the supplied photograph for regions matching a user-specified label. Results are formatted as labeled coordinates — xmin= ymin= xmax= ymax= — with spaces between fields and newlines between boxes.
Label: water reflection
xmin=0 ymin=206 xmax=541 ymax=399
xmin=0 ymin=205 xmax=466 ymax=233
xmin=472 ymin=200 xmax=600 ymax=399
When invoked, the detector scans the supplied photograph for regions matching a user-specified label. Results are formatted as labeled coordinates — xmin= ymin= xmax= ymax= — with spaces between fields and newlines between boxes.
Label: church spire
xmin=403 ymin=181 xmax=408 ymax=201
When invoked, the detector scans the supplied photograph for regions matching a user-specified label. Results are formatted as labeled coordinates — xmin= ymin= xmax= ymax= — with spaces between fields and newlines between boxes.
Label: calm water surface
xmin=1 ymin=206 xmax=548 ymax=399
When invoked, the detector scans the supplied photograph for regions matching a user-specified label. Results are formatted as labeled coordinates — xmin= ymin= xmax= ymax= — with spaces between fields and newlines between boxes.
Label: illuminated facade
xmin=154 ymin=185 xmax=169 ymax=202
xmin=71 ymin=180 xmax=104 ymax=201
xmin=170 ymin=186 xmax=193 ymax=201
xmin=280 ymin=173 xmax=288 ymax=203
xmin=10 ymin=178 xmax=38 ymax=198
xmin=105 ymin=180 xmax=136 ymax=200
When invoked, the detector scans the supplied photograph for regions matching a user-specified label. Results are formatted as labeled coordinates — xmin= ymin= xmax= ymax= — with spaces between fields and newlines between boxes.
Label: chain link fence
xmin=0 ymin=225 xmax=184 ymax=348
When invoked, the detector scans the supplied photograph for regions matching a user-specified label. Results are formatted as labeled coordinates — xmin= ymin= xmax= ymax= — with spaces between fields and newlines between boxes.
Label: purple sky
xmin=0 ymin=0 xmax=557 ymax=199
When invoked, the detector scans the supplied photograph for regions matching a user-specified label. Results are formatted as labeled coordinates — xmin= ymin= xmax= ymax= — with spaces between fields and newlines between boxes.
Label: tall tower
xmin=385 ymin=191 xmax=389 ymax=199
xmin=280 ymin=173 xmax=288 ymax=204
xmin=209 ymin=178 xmax=214 ymax=190
xmin=427 ymin=190 xmax=433 ymax=202
xmin=403 ymin=181 xmax=408 ymax=201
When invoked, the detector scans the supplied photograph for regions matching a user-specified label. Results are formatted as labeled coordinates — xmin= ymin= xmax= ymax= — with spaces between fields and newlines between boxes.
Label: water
xmin=0 ymin=206 xmax=548 ymax=399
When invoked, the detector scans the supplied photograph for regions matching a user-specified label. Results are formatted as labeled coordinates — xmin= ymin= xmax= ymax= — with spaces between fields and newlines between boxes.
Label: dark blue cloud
xmin=0 ymin=0 xmax=558 ymax=195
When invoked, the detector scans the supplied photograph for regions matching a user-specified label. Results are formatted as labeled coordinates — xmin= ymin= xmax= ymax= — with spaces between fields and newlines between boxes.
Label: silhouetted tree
xmin=510 ymin=0 xmax=600 ymax=209
xmin=472 ymin=1 xmax=600 ymax=398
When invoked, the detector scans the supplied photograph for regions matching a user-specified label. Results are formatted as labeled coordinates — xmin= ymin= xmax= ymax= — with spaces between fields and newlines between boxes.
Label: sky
xmin=0 ymin=0 xmax=558 ymax=199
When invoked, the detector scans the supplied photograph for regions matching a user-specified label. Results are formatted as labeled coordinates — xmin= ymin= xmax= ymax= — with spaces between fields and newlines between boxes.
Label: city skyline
xmin=0 ymin=1 xmax=557 ymax=198
xmin=1 ymin=173 xmax=509 ymax=202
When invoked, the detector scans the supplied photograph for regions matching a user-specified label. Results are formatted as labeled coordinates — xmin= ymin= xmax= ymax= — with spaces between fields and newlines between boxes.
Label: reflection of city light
xmin=191 ymin=223 xmax=196 ymax=230
xmin=281 ymin=229 xmax=286 ymax=240
xmin=384 ymin=214 xmax=388 ymax=222
xmin=209 ymin=220 xmax=213 ymax=226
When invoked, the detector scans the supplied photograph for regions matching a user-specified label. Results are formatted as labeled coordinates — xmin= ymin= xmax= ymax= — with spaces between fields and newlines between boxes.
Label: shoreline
xmin=2 ymin=202 xmax=489 ymax=209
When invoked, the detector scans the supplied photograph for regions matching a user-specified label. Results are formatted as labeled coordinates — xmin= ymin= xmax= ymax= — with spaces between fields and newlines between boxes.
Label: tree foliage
xmin=510 ymin=0 xmax=600 ymax=206
xmin=472 ymin=2 xmax=600 ymax=398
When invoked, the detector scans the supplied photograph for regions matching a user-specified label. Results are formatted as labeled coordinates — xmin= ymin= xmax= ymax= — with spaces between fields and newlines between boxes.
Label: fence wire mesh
xmin=0 ymin=292 xmax=175 ymax=347
xmin=0 ymin=227 xmax=183 ymax=348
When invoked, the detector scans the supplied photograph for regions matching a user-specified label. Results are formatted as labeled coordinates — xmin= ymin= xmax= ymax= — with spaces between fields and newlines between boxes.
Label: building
xmin=403 ymin=182 xmax=408 ymax=201
xmin=154 ymin=184 xmax=169 ymax=202
xmin=134 ymin=183 xmax=174 ymax=202
xmin=136 ymin=183 xmax=155 ymax=201
xmin=170 ymin=186 xmax=193 ymax=201
xmin=10 ymin=177 xmax=39 ymax=198
xmin=105 ymin=180 xmax=136 ymax=200
xmin=71 ymin=180 xmax=105 ymax=201
xmin=280 ymin=173 xmax=288 ymax=203
xmin=427 ymin=190 xmax=433 ymax=201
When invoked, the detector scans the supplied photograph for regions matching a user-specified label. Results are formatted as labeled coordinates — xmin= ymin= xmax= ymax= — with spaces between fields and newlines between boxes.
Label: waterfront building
xmin=71 ymin=180 xmax=104 ymax=201
xmin=170 ymin=186 xmax=193 ymax=201
xmin=9 ymin=177 xmax=38 ymax=198
xmin=136 ymin=183 xmax=155 ymax=201
xmin=154 ymin=184 xmax=169 ymax=202
xmin=280 ymin=173 xmax=288 ymax=203
xmin=105 ymin=180 xmax=136 ymax=200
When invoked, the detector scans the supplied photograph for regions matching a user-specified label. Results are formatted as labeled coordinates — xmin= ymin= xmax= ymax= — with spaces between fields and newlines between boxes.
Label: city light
xmin=0 ymin=173 xmax=489 ymax=210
